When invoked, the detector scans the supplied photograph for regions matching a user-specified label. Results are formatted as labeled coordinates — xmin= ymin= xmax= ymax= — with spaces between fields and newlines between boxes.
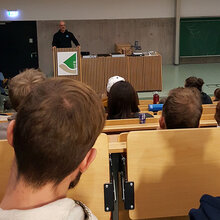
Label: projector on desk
xmin=115 ymin=43 xmax=132 ymax=55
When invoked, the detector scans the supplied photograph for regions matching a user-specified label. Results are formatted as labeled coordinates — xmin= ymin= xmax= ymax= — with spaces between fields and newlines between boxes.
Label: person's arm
xmin=52 ymin=34 xmax=58 ymax=47
xmin=70 ymin=33 xmax=80 ymax=47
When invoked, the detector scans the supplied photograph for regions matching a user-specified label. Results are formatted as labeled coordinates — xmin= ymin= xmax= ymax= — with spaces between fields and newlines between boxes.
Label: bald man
xmin=52 ymin=21 xmax=80 ymax=48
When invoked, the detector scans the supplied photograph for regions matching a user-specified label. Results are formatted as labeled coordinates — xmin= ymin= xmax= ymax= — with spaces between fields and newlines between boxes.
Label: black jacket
xmin=201 ymin=92 xmax=212 ymax=104
xmin=189 ymin=194 xmax=220 ymax=220
xmin=52 ymin=30 xmax=80 ymax=48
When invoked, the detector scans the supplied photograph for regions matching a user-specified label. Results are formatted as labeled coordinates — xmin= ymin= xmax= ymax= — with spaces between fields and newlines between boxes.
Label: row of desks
xmin=107 ymin=119 xmax=217 ymax=153
xmin=104 ymin=119 xmax=217 ymax=134
xmin=1 ymin=113 xmax=217 ymax=154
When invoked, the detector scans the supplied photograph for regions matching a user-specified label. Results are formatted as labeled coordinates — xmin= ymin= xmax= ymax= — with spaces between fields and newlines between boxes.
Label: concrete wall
xmin=37 ymin=18 xmax=175 ymax=76
xmin=0 ymin=0 xmax=174 ymax=21
xmin=181 ymin=0 xmax=220 ymax=17
xmin=1 ymin=0 xmax=220 ymax=21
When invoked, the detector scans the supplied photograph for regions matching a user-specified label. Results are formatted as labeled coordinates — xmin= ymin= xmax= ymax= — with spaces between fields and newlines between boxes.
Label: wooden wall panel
xmin=82 ymin=57 xmax=105 ymax=95
xmin=143 ymin=55 xmax=162 ymax=91
xmin=104 ymin=57 xmax=129 ymax=87
xmin=55 ymin=54 xmax=162 ymax=94
xmin=129 ymin=57 xmax=144 ymax=91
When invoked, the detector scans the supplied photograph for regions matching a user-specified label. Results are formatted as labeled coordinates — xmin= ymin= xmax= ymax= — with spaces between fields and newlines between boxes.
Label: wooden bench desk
xmin=107 ymin=120 xmax=218 ymax=154
xmin=104 ymin=119 xmax=217 ymax=134
xmin=104 ymin=122 xmax=159 ymax=133
xmin=109 ymin=142 xmax=126 ymax=153
xmin=126 ymin=128 xmax=220 ymax=219
xmin=200 ymin=119 xmax=217 ymax=127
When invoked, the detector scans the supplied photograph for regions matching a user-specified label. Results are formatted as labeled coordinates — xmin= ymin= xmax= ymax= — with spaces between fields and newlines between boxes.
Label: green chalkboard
xmin=180 ymin=17 xmax=220 ymax=57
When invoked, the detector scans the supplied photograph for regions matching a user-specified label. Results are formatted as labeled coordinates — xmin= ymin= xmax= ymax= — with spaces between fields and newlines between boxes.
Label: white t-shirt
xmin=0 ymin=198 xmax=97 ymax=220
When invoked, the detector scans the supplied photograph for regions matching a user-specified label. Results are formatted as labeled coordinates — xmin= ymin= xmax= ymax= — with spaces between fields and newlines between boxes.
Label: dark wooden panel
xmin=129 ymin=56 xmax=145 ymax=91
xmin=82 ymin=57 xmax=105 ymax=95
xmin=104 ymin=57 xmax=129 ymax=87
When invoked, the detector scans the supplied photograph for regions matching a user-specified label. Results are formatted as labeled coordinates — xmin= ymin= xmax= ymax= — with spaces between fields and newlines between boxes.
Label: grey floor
xmin=138 ymin=63 xmax=220 ymax=100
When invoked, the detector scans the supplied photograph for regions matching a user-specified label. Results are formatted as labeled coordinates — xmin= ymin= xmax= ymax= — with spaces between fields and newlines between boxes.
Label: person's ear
xmin=7 ymin=120 xmax=15 ymax=146
xmin=79 ymin=148 xmax=97 ymax=173
xmin=159 ymin=116 xmax=166 ymax=129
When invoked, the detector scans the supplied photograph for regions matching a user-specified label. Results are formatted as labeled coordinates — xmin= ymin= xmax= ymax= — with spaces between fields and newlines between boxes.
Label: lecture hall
xmin=0 ymin=0 xmax=220 ymax=219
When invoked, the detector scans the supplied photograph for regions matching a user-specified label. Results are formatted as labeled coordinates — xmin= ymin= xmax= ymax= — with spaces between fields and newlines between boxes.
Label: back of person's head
xmin=106 ymin=75 xmax=125 ymax=94
xmin=214 ymin=88 xmax=220 ymax=101
xmin=160 ymin=87 xmax=202 ymax=129
xmin=107 ymin=81 xmax=139 ymax=119
xmin=185 ymin=76 xmax=204 ymax=92
xmin=215 ymin=101 xmax=220 ymax=126
xmin=159 ymin=97 xmax=167 ymax=104
xmin=11 ymin=78 xmax=105 ymax=188
xmin=9 ymin=68 xmax=46 ymax=111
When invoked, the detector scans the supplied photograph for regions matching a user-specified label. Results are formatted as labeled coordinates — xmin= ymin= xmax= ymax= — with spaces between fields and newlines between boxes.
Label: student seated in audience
xmin=106 ymin=75 xmax=125 ymax=95
xmin=102 ymin=75 xmax=125 ymax=107
xmin=189 ymin=102 xmax=220 ymax=218
xmin=159 ymin=87 xmax=202 ymax=129
xmin=0 ymin=78 xmax=105 ymax=220
xmin=215 ymin=101 xmax=220 ymax=127
xmin=214 ymin=88 xmax=220 ymax=101
xmin=185 ymin=76 xmax=212 ymax=104
xmin=159 ymin=97 xmax=167 ymax=104
xmin=189 ymin=194 xmax=220 ymax=219
xmin=107 ymin=80 xmax=153 ymax=119
xmin=0 ymin=72 xmax=8 ymax=96
xmin=0 ymin=69 xmax=46 ymax=139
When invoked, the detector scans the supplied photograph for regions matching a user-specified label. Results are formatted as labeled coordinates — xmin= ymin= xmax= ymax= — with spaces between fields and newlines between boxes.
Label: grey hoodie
xmin=0 ymin=198 xmax=97 ymax=220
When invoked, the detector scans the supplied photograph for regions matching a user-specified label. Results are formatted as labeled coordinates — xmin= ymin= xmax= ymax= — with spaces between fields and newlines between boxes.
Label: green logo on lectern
xmin=59 ymin=52 xmax=78 ymax=74
xmin=63 ymin=54 xmax=77 ymax=70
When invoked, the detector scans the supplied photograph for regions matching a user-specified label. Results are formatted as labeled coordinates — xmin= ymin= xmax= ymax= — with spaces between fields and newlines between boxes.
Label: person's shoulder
xmin=201 ymin=92 xmax=210 ymax=98
xmin=201 ymin=92 xmax=212 ymax=104
xmin=54 ymin=31 xmax=60 ymax=36
xmin=189 ymin=194 xmax=220 ymax=219
xmin=73 ymin=200 xmax=98 ymax=220
xmin=66 ymin=30 xmax=74 ymax=36
xmin=63 ymin=198 xmax=97 ymax=220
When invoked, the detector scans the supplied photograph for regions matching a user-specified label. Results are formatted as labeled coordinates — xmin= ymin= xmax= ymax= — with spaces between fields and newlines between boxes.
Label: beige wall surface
xmin=0 ymin=0 xmax=174 ymax=21
xmin=181 ymin=0 xmax=220 ymax=17
xmin=37 ymin=18 xmax=174 ymax=77
xmin=1 ymin=0 xmax=220 ymax=21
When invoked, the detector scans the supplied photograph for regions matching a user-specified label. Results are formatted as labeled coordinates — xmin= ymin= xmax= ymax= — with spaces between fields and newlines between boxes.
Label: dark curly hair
xmin=185 ymin=76 xmax=204 ymax=92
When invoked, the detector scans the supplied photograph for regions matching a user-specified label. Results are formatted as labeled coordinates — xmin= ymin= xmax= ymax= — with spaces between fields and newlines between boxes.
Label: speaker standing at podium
xmin=52 ymin=21 xmax=80 ymax=48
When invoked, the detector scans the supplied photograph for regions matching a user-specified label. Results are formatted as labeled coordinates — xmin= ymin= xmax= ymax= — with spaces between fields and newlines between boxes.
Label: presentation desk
xmin=82 ymin=54 xmax=162 ymax=94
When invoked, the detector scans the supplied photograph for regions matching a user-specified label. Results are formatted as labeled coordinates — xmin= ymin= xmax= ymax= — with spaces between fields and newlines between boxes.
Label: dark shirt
xmin=52 ymin=30 xmax=80 ymax=48
xmin=107 ymin=112 xmax=153 ymax=120
xmin=189 ymin=194 xmax=220 ymax=220
xmin=201 ymin=92 xmax=212 ymax=104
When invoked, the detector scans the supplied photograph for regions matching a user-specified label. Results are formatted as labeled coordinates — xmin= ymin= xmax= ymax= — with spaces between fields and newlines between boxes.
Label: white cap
xmin=107 ymin=76 xmax=125 ymax=93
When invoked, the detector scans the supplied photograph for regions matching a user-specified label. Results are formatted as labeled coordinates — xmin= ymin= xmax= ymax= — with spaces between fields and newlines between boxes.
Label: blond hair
xmin=9 ymin=69 xmax=46 ymax=111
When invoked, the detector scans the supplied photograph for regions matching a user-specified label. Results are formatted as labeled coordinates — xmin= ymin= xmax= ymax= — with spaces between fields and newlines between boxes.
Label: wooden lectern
xmin=52 ymin=47 xmax=82 ymax=82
